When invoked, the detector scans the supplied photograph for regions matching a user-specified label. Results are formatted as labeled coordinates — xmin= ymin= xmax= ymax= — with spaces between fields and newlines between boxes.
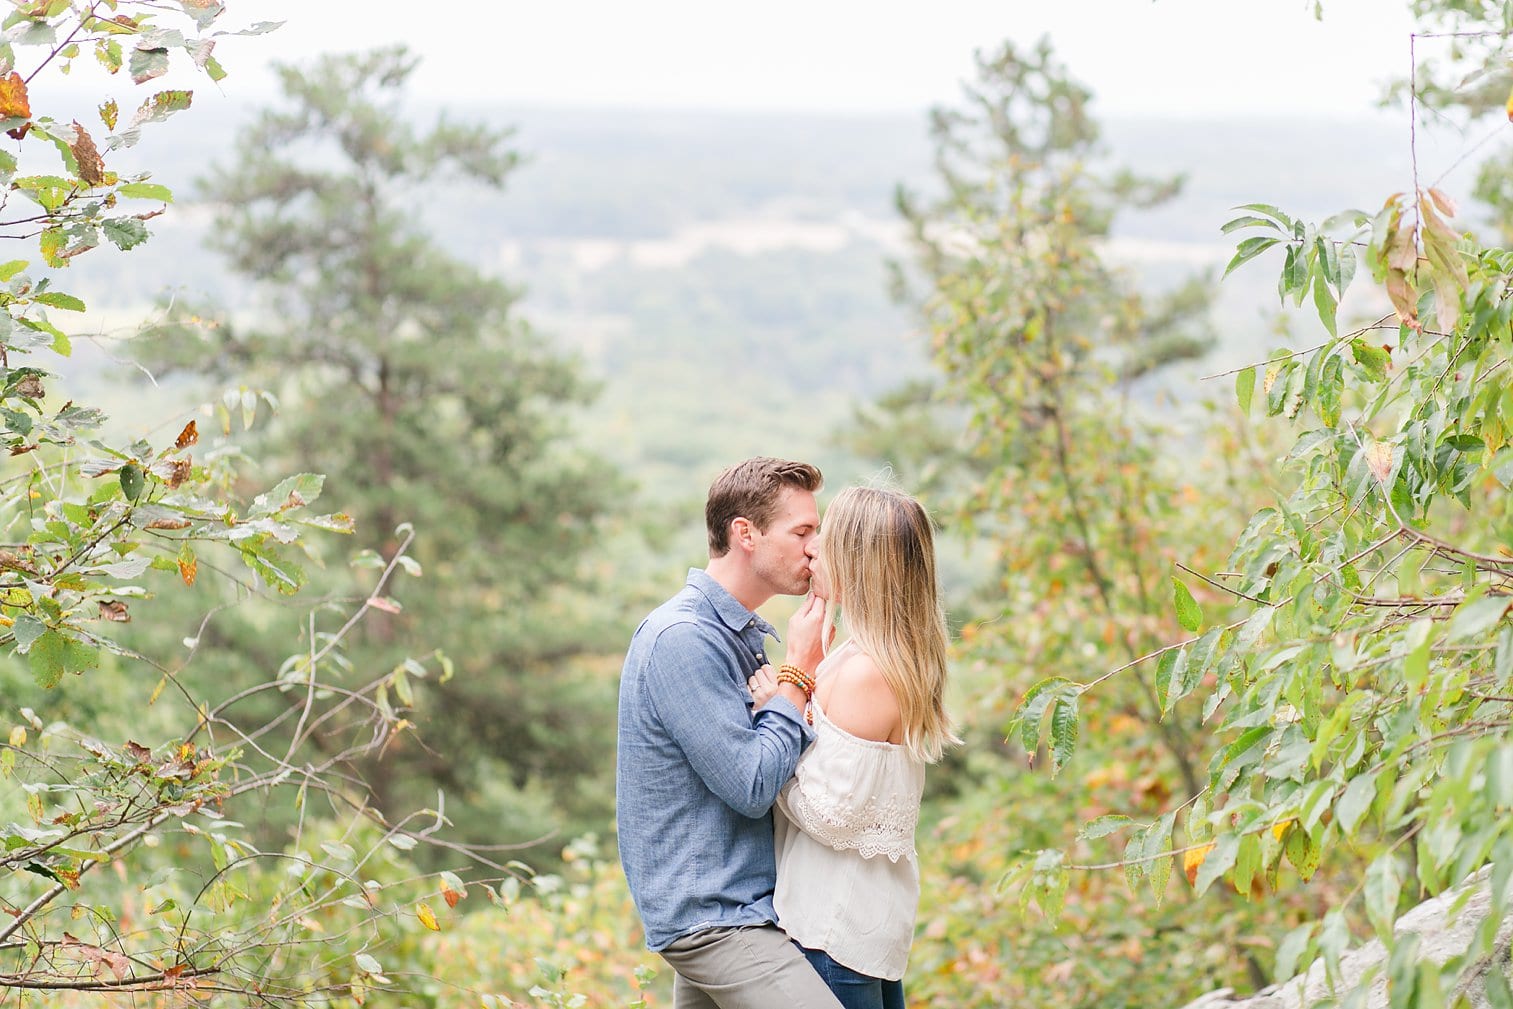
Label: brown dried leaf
xmin=69 ymin=121 xmax=105 ymax=187
xmin=369 ymin=596 xmax=402 ymax=614
xmin=145 ymin=516 xmax=191 ymax=530
xmin=0 ymin=72 xmax=31 ymax=120
xmin=123 ymin=740 xmax=152 ymax=764
xmin=16 ymin=374 xmax=44 ymax=398
xmin=174 ymin=419 xmax=198 ymax=450
xmin=97 ymin=600 xmax=130 ymax=623
xmin=1427 ymin=187 xmax=1458 ymax=218
xmin=167 ymin=458 xmax=192 ymax=488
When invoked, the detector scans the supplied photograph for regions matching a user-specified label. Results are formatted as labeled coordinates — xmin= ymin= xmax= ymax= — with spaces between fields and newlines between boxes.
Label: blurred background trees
xmin=129 ymin=48 xmax=626 ymax=863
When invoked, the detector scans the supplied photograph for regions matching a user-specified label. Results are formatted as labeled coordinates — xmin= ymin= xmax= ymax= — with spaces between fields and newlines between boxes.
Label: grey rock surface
xmin=1177 ymin=868 xmax=1513 ymax=1009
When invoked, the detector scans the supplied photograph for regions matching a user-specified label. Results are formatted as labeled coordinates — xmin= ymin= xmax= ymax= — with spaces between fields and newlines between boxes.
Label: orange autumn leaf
xmin=0 ymin=72 xmax=30 ymax=120
xmin=175 ymin=419 xmax=198 ymax=450
xmin=178 ymin=554 xmax=197 ymax=586
xmin=1182 ymin=842 xmax=1215 ymax=886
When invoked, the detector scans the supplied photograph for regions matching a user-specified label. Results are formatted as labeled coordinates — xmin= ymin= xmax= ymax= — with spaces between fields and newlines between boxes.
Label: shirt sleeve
xmin=642 ymin=621 xmax=813 ymax=819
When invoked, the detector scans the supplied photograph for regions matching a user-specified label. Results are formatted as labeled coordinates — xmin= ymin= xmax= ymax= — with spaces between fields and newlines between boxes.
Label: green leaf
xmin=1447 ymin=595 xmax=1510 ymax=642
xmin=1351 ymin=338 xmax=1390 ymax=382
xmin=0 ymin=259 xmax=28 ymax=281
xmin=1335 ymin=770 xmax=1379 ymax=835
xmin=29 ymin=631 xmax=100 ymax=688
xmin=1224 ymin=236 xmax=1280 ymax=278
xmin=1233 ymin=832 xmax=1261 ymax=896
xmin=1077 ymin=814 xmax=1132 ymax=841
xmin=251 ymin=473 xmax=324 ymax=517
xmin=1236 ymin=366 xmax=1256 ymax=415
xmin=1148 ymin=811 xmax=1175 ymax=907
xmin=1221 ymin=214 xmax=1284 ymax=235
xmin=1194 ymin=832 xmax=1239 ymax=896
xmin=116 ymin=181 xmax=172 ymax=202
xmin=128 ymin=47 xmax=169 ymax=85
xmin=1312 ymin=272 xmax=1338 ymax=336
xmin=119 ymin=463 xmax=144 ymax=501
xmin=1049 ymin=694 xmax=1078 ymax=777
xmin=1172 ymin=576 xmax=1202 ymax=632
xmin=102 ymin=218 xmax=149 ymax=250
xmin=1232 ymin=203 xmax=1295 ymax=227
xmin=1284 ymin=824 xmax=1322 ymax=882
xmin=1155 ymin=647 xmax=1183 ymax=717
xmin=1364 ymin=854 xmax=1399 ymax=940
xmin=1017 ymin=677 xmax=1071 ymax=754
xmin=32 ymin=291 xmax=84 ymax=312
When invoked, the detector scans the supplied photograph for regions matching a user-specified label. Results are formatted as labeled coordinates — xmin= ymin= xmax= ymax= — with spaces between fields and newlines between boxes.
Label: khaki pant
xmin=660 ymin=925 xmax=845 ymax=1009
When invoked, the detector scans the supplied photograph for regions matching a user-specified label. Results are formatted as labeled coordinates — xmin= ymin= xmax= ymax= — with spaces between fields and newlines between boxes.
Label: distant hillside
xmin=44 ymin=105 xmax=1486 ymax=490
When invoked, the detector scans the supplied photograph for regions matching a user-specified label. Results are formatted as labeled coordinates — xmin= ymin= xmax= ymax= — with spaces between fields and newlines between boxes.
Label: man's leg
xmin=659 ymin=925 xmax=844 ymax=1009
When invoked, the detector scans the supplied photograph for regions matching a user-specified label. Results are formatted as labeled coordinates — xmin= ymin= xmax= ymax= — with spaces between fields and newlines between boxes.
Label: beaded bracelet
xmin=776 ymin=664 xmax=816 ymax=725
xmin=776 ymin=664 xmax=815 ymax=696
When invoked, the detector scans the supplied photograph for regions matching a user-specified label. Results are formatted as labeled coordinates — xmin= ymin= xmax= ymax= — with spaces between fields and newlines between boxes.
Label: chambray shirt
xmin=616 ymin=568 xmax=814 ymax=951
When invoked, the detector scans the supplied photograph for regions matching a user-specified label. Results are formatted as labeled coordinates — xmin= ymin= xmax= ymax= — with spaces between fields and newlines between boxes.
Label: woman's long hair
xmin=821 ymin=486 xmax=960 ymax=763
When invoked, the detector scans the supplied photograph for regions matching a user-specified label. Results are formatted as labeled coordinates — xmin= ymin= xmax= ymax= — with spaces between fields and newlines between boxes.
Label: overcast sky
xmin=203 ymin=1 xmax=1417 ymax=120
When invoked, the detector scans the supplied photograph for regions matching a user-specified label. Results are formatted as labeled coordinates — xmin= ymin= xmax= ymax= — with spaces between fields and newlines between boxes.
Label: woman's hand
xmin=747 ymin=663 xmax=778 ymax=707
xmin=783 ymin=593 xmax=828 ymax=674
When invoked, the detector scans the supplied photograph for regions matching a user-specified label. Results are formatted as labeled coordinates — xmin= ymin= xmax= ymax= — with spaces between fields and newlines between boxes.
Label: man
xmin=617 ymin=457 xmax=843 ymax=1009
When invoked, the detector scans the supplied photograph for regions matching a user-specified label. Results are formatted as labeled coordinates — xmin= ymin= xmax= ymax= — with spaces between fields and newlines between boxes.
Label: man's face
xmin=749 ymin=486 xmax=820 ymax=597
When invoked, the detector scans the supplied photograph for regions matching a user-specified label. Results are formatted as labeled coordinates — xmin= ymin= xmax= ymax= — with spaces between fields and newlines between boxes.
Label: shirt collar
xmin=686 ymin=568 xmax=778 ymax=639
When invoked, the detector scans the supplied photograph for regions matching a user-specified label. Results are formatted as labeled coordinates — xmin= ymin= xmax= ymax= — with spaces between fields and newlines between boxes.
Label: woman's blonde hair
xmin=821 ymin=485 xmax=960 ymax=763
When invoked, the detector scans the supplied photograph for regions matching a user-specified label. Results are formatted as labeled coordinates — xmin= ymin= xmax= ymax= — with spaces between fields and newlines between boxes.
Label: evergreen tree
xmin=137 ymin=47 xmax=624 ymax=859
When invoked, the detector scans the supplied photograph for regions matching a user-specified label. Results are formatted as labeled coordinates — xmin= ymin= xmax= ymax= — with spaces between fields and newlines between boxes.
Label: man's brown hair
xmin=706 ymin=457 xmax=823 ymax=557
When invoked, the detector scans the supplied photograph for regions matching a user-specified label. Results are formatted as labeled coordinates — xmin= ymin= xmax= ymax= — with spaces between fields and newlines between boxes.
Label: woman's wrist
xmin=776 ymin=663 xmax=815 ymax=698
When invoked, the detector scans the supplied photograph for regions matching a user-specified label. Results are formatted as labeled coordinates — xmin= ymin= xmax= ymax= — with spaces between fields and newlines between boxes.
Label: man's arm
xmin=643 ymin=622 xmax=811 ymax=819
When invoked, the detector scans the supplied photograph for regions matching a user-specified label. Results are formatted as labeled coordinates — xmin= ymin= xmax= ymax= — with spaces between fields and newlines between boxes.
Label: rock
xmin=1178 ymin=867 xmax=1513 ymax=1009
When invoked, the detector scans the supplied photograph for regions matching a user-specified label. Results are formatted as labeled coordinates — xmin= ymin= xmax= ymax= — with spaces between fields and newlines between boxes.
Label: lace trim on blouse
xmin=779 ymin=697 xmax=922 ymax=864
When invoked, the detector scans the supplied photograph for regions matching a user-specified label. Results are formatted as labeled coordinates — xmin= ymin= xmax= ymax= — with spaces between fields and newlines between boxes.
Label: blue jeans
xmin=799 ymin=946 xmax=905 ymax=1009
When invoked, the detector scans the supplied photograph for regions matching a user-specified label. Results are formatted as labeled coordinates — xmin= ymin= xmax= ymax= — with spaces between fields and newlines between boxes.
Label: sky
xmin=203 ymin=0 xmax=1419 ymax=120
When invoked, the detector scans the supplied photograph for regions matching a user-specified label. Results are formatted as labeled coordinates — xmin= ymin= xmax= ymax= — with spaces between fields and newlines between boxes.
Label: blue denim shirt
xmin=616 ymin=568 xmax=814 ymax=951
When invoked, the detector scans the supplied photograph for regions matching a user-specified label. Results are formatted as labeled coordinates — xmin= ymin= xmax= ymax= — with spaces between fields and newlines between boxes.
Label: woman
xmin=755 ymin=485 xmax=959 ymax=1009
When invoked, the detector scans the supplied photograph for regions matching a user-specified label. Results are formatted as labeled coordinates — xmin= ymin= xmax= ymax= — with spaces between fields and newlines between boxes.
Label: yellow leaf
xmin=8 ymin=725 xmax=25 ymax=747
xmin=1182 ymin=842 xmax=1214 ymax=886
xmin=1506 ymin=82 xmax=1513 ymax=122
xmin=0 ymin=72 xmax=31 ymax=120
xmin=1272 ymin=818 xmax=1294 ymax=842
xmin=416 ymin=902 xmax=440 ymax=931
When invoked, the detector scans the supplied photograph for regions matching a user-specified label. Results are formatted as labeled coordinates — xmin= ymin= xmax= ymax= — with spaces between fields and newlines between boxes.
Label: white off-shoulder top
xmin=772 ymin=640 xmax=925 ymax=982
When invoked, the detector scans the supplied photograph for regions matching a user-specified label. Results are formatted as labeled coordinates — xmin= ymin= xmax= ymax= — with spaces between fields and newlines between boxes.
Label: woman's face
xmin=809 ymin=531 xmax=833 ymax=601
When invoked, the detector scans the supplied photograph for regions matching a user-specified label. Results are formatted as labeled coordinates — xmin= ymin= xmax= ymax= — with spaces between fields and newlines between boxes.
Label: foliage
xmin=129 ymin=47 xmax=626 ymax=864
xmin=855 ymin=38 xmax=1356 ymax=1007
xmin=0 ymin=7 xmax=519 ymax=1005
xmin=1007 ymin=13 xmax=1513 ymax=1009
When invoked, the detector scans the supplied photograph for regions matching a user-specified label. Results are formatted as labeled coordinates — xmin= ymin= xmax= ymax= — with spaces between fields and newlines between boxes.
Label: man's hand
xmin=748 ymin=663 xmax=778 ymax=707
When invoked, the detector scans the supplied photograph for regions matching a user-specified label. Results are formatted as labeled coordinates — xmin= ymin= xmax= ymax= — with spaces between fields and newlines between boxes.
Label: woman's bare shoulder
xmin=820 ymin=649 xmax=901 ymax=744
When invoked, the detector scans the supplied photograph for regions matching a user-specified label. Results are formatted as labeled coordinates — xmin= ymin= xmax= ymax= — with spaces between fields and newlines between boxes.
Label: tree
xmin=1004 ymin=5 xmax=1513 ymax=1006
xmin=133 ymin=48 xmax=625 ymax=858
xmin=0 ymin=5 xmax=514 ymax=1005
